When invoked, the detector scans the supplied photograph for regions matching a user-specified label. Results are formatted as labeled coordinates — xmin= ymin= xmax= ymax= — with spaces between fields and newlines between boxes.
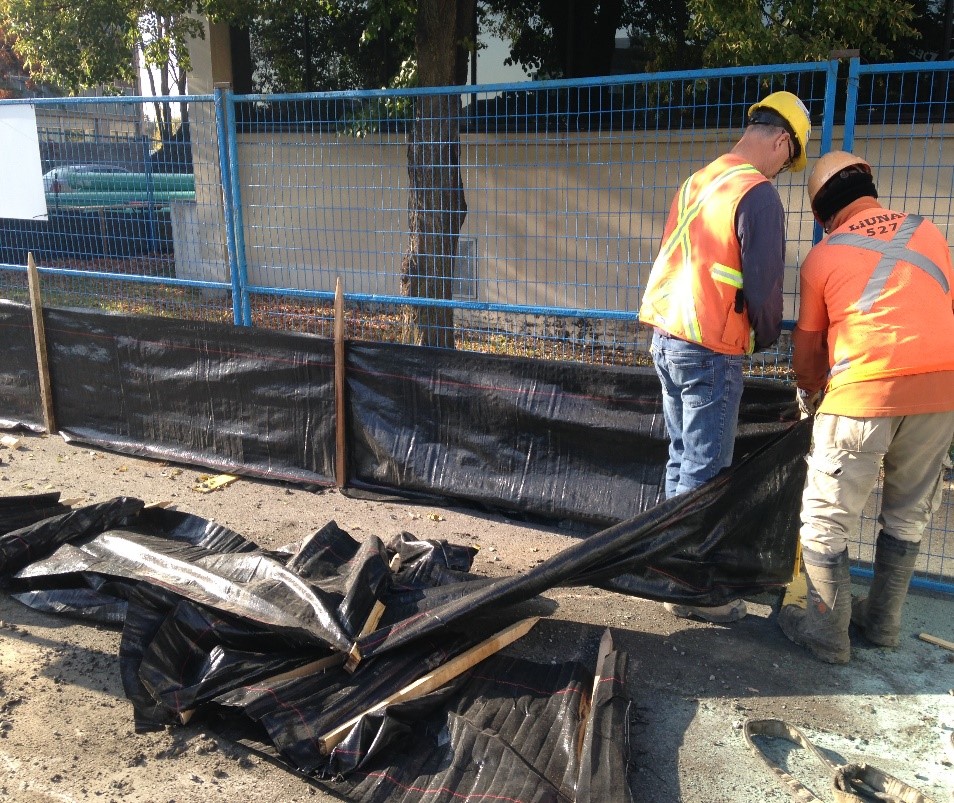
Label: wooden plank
xmin=344 ymin=600 xmax=387 ymax=673
xmin=319 ymin=616 xmax=540 ymax=754
xmin=345 ymin=556 xmax=402 ymax=673
xmin=333 ymin=276 xmax=347 ymax=488
xmin=577 ymin=628 xmax=615 ymax=760
xmin=358 ymin=601 xmax=386 ymax=638
xmin=918 ymin=632 xmax=954 ymax=652
xmin=782 ymin=543 xmax=806 ymax=608
xmin=27 ymin=253 xmax=57 ymax=434
xmin=179 ymin=653 xmax=346 ymax=725
xmin=250 ymin=653 xmax=346 ymax=686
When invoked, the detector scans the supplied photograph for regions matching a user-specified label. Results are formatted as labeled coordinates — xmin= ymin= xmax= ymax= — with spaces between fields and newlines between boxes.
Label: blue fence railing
xmin=1 ymin=56 xmax=953 ymax=592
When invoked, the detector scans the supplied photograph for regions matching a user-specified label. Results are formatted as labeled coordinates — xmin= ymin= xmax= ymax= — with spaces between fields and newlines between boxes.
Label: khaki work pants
xmin=800 ymin=411 xmax=954 ymax=556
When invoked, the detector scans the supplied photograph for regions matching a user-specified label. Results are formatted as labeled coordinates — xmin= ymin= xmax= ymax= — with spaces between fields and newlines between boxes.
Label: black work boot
xmin=778 ymin=548 xmax=852 ymax=664
xmin=851 ymin=532 xmax=919 ymax=648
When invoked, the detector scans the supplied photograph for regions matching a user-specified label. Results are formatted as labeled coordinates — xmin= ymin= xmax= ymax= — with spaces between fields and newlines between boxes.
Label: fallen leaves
xmin=192 ymin=474 xmax=239 ymax=493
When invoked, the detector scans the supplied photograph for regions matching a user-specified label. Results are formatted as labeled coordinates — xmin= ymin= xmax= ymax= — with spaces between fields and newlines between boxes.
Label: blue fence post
xmin=819 ymin=58 xmax=840 ymax=156
xmin=843 ymin=57 xmax=861 ymax=152
xmin=225 ymin=90 xmax=252 ymax=327
xmin=214 ymin=84 xmax=249 ymax=327
xmin=141 ymin=134 xmax=157 ymax=252
xmin=811 ymin=58 xmax=844 ymax=244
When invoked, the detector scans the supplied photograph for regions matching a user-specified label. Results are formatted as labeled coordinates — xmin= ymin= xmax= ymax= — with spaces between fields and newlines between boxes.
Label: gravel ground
xmin=1 ymin=432 xmax=952 ymax=803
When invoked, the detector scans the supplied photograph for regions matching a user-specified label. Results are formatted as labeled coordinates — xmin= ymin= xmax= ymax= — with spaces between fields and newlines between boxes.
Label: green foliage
xmin=687 ymin=0 xmax=919 ymax=65
xmin=0 ymin=0 xmax=140 ymax=92
xmin=481 ymin=0 xmax=630 ymax=79
xmin=481 ymin=0 xmax=705 ymax=77
xmin=138 ymin=3 xmax=204 ymax=80
xmin=339 ymin=56 xmax=416 ymax=137
xmin=483 ymin=0 xmax=926 ymax=76
xmin=361 ymin=0 xmax=416 ymax=88
xmin=207 ymin=0 xmax=415 ymax=93
xmin=0 ymin=0 xmax=203 ymax=95
xmin=0 ymin=21 xmax=28 ymax=96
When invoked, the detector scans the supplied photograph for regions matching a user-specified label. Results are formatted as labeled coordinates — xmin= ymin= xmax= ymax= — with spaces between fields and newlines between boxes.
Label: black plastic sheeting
xmin=0 ymin=302 xmax=809 ymax=800
xmin=0 ymin=491 xmax=72 ymax=533
xmin=0 ymin=302 xmax=799 ymax=528
xmin=353 ymin=418 xmax=810 ymax=660
xmin=0 ymin=302 xmax=337 ymax=485
xmin=0 ymin=301 xmax=45 ymax=431
xmin=325 ymin=650 xmax=630 ymax=802
xmin=347 ymin=340 xmax=797 ymax=526
xmin=1 ymin=497 xmax=633 ymax=801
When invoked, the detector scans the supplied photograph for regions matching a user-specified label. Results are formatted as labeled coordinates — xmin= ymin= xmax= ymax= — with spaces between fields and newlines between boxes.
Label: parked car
xmin=43 ymin=164 xmax=132 ymax=193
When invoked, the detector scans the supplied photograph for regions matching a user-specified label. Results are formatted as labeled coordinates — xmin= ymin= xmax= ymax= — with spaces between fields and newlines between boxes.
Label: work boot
xmin=778 ymin=548 xmax=851 ymax=664
xmin=663 ymin=599 xmax=747 ymax=623
xmin=851 ymin=532 xmax=919 ymax=647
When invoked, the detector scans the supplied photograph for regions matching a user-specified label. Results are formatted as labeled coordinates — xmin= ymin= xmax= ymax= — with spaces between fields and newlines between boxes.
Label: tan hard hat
xmin=747 ymin=91 xmax=812 ymax=172
xmin=807 ymin=151 xmax=872 ymax=205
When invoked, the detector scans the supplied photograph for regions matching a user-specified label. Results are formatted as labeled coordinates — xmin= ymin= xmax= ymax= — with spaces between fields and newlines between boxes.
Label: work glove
xmin=796 ymin=388 xmax=823 ymax=418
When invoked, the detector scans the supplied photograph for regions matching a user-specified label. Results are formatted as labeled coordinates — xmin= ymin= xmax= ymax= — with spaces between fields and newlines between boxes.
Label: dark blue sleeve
xmin=736 ymin=182 xmax=785 ymax=351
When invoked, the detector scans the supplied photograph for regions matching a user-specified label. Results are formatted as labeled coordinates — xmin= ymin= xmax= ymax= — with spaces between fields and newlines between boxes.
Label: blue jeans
xmin=650 ymin=331 xmax=744 ymax=499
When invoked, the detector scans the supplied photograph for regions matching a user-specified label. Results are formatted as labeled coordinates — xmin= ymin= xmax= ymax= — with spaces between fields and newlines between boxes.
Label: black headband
xmin=813 ymin=170 xmax=878 ymax=224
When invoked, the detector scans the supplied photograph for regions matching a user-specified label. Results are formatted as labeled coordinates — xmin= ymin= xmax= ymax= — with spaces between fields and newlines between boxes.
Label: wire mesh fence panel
xmin=844 ymin=61 xmax=954 ymax=592
xmin=2 ymin=59 xmax=954 ymax=591
xmin=0 ymin=95 xmax=233 ymax=323
xmin=224 ymin=64 xmax=831 ymax=362
xmin=846 ymin=62 xmax=954 ymax=255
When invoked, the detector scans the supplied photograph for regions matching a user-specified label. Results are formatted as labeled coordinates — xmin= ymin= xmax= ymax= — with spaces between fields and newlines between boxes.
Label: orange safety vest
xmin=811 ymin=204 xmax=954 ymax=392
xmin=639 ymin=154 xmax=769 ymax=355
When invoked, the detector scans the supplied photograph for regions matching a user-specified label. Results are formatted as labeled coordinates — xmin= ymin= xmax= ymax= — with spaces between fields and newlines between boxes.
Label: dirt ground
xmin=1 ymin=432 xmax=952 ymax=803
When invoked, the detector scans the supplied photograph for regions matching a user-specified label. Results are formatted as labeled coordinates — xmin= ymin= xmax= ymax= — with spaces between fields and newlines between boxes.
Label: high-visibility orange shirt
xmin=639 ymin=154 xmax=771 ymax=355
xmin=794 ymin=197 xmax=954 ymax=416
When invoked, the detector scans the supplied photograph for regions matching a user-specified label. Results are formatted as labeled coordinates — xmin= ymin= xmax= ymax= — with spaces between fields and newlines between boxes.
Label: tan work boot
xmin=851 ymin=531 xmax=919 ymax=647
xmin=778 ymin=547 xmax=851 ymax=664
xmin=663 ymin=599 xmax=747 ymax=623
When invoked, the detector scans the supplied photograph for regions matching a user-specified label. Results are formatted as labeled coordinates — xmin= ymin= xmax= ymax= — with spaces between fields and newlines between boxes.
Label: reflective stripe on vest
xmin=652 ymin=163 xmax=762 ymax=344
xmin=656 ymin=164 xmax=761 ymax=267
xmin=711 ymin=263 xmax=744 ymax=289
xmin=827 ymin=215 xmax=949 ymax=312
xmin=818 ymin=207 xmax=954 ymax=392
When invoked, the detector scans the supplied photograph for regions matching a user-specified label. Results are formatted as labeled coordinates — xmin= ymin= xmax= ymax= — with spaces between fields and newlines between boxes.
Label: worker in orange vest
xmin=639 ymin=90 xmax=811 ymax=623
xmin=778 ymin=150 xmax=954 ymax=663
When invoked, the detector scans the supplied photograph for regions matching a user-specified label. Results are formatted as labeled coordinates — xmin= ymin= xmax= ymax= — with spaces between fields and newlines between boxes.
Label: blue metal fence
xmin=1 ymin=57 xmax=953 ymax=591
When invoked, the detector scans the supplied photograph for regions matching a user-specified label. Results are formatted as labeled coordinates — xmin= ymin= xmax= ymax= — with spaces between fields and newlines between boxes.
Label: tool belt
xmin=742 ymin=718 xmax=937 ymax=803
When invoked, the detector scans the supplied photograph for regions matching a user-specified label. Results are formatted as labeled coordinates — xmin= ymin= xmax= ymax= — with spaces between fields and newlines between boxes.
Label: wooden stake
xmin=333 ymin=276 xmax=347 ymax=488
xmin=319 ymin=616 xmax=540 ymax=754
xmin=358 ymin=601 xmax=387 ymax=638
xmin=781 ymin=542 xmax=806 ymax=608
xmin=345 ymin=555 xmax=403 ymax=673
xmin=27 ymin=253 xmax=56 ymax=433
xmin=179 ymin=653 xmax=346 ymax=725
xmin=918 ymin=632 xmax=954 ymax=652
xmin=344 ymin=601 xmax=388 ymax=673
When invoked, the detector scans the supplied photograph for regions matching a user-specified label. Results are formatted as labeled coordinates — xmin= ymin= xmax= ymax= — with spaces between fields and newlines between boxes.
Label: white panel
xmin=0 ymin=104 xmax=47 ymax=220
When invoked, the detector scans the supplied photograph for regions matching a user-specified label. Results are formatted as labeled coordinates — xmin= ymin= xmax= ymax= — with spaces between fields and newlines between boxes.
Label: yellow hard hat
xmin=747 ymin=91 xmax=812 ymax=172
xmin=807 ymin=150 xmax=872 ymax=206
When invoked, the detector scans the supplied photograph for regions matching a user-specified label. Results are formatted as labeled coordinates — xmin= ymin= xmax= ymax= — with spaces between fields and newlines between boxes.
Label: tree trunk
xmin=400 ymin=0 xmax=473 ymax=349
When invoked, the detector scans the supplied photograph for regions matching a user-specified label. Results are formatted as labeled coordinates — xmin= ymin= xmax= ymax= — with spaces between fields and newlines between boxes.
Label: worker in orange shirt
xmin=778 ymin=151 xmax=954 ymax=663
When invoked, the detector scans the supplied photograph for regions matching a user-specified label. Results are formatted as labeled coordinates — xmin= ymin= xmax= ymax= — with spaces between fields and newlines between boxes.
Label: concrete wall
xmin=172 ymin=101 xmax=230 ymax=286
xmin=177 ymin=121 xmax=954 ymax=320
